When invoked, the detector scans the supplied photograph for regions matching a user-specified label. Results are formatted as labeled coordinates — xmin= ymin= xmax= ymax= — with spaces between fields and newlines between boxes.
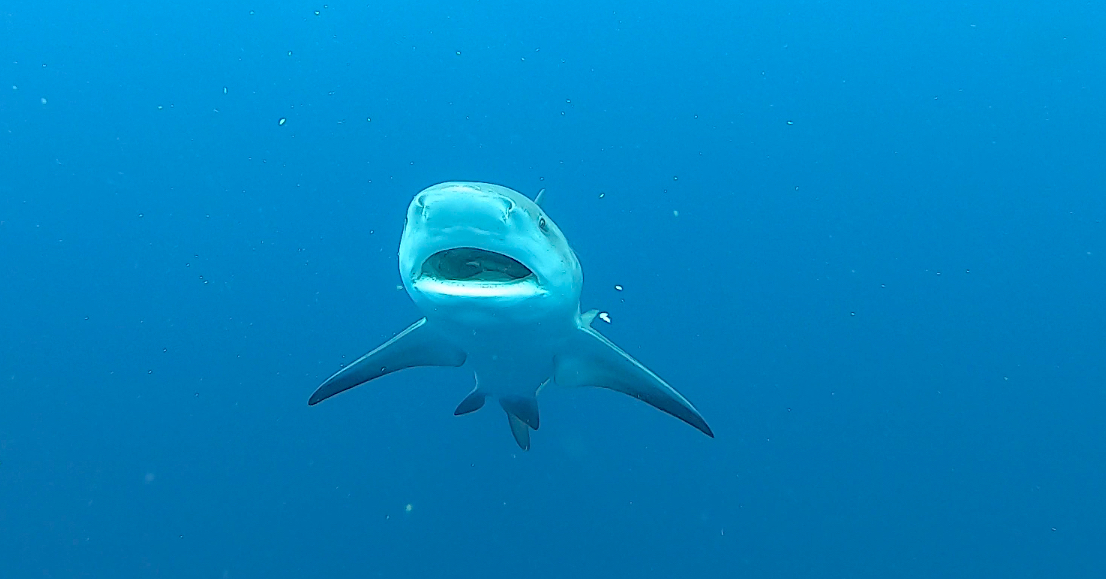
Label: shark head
xmin=398 ymin=182 xmax=583 ymax=326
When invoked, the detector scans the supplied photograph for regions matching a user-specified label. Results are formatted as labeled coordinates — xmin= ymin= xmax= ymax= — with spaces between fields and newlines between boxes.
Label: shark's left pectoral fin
xmin=554 ymin=326 xmax=714 ymax=438
xmin=309 ymin=318 xmax=466 ymax=405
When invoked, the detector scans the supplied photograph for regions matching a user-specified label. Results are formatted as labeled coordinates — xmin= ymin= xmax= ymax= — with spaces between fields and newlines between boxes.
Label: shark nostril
xmin=413 ymin=195 xmax=429 ymax=218
xmin=413 ymin=188 xmax=516 ymax=226
xmin=499 ymin=197 xmax=515 ymax=220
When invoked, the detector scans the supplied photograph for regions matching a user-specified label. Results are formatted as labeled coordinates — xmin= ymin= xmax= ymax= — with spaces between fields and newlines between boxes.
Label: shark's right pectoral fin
xmin=554 ymin=325 xmax=714 ymax=438
xmin=308 ymin=318 xmax=466 ymax=405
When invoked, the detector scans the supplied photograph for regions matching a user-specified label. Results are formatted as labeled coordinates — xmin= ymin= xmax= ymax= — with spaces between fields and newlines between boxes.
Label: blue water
xmin=2 ymin=1 xmax=1104 ymax=577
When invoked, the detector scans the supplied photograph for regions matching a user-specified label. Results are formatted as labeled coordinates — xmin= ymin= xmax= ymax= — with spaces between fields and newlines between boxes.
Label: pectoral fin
xmin=554 ymin=325 xmax=714 ymax=438
xmin=309 ymin=318 xmax=466 ymax=405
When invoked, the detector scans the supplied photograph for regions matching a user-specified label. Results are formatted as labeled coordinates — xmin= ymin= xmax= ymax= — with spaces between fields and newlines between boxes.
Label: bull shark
xmin=308 ymin=181 xmax=713 ymax=450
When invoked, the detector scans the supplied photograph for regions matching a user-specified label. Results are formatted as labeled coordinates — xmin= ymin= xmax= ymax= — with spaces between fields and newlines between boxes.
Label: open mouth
xmin=420 ymin=247 xmax=534 ymax=284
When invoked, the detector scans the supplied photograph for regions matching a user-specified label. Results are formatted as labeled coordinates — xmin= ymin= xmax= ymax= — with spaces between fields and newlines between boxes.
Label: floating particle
xmin=40 ymin=97 xmax=47 ymax=104
xmin=598 ymin=312 xmax=611 ymax=323
xmin=223 ymin=87 xmax=228 ymax=94
xmin=787 ymin=120 xmax=794 ymax=125
xmin=673 ymin=210 xmax=679 ymax=217
xmin=278 ymin=118 xmax=287 ymax=126
xmin=614 ymin=285 xmax=623 ymax=291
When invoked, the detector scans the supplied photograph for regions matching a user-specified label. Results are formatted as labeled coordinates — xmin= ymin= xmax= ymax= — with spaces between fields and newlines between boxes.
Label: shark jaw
xmin=309 ymin=181 xmax=714 ymax=450
xmin=411 ymin=247 xmax=545 ymax=300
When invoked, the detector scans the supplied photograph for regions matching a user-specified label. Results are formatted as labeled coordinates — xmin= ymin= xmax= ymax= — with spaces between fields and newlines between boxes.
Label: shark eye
xmin=538 ymin=217 xmax=548 ymax=232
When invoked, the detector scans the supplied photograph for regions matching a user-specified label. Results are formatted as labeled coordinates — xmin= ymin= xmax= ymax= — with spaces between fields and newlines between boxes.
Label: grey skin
xmin=309 ymin=181 xmax=713 ymax=450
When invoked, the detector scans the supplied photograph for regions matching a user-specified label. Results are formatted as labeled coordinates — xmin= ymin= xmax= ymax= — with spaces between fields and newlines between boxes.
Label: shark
xmin=308 ymin=181 xmax=713 ymax=450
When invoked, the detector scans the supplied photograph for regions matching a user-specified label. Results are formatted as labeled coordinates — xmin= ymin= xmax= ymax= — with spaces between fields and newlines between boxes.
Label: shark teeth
xmin=412 ymin=276 xmax=546 ymax=299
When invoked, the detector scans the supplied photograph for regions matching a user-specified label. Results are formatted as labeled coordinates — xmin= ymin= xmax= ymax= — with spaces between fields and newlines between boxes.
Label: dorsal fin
xmin=534 ymin=188 xmax=547 ymax=207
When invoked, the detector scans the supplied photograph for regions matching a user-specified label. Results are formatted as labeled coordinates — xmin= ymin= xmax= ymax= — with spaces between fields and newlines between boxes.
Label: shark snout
xmin=413 ymin=187 xmax=515 ymax=231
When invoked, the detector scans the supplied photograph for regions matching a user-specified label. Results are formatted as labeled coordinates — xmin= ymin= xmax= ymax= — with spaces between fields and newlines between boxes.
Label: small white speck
xmin=598 ymin=312 xmax=611 ymax=323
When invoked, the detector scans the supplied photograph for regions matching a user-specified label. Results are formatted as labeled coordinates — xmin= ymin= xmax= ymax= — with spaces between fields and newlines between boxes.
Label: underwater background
xmin=1 ymin=1 xmax=1104 ymax=577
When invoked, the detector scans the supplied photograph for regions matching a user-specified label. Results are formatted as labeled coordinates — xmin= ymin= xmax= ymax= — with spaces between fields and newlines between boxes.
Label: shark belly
xmin=431 ymin=318 xmax=557 ymax=393
xmin=422 ymin=310 xmax=571 ymax=448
